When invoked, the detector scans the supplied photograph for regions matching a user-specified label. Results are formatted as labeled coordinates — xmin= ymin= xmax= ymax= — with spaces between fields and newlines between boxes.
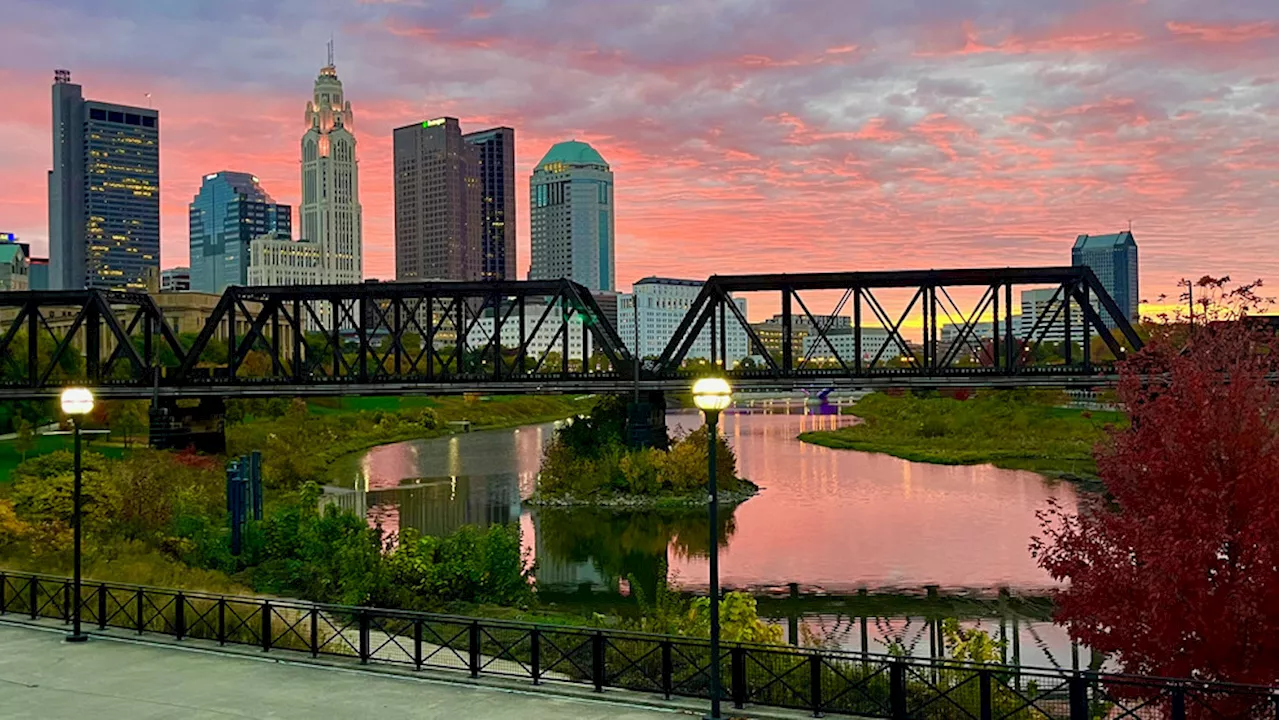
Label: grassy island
xmin=799 ymin=390 xmax=1125 ymax=485
xmin=528 ymin=396 xmax=758 ymax=507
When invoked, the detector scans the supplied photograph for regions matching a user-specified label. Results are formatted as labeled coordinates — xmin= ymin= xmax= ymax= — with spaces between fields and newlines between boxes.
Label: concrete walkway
xmin=0 ymin=623 xmax=687 ymax=720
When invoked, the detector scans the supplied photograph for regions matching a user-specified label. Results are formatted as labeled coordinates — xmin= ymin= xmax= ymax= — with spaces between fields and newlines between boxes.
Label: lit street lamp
xmin=692 ymin=376 xmax=732 ymax=720
xmin=60 ymin=387 xmax=94 ymax=643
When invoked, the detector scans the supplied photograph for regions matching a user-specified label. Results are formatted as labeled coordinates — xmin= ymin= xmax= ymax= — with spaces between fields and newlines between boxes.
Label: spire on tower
xmin=327 ymin=36 xmax=334 ymax=67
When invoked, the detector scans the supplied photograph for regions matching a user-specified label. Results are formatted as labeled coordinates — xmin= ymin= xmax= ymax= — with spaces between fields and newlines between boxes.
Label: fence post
xmin=731 ymin=646 xmax=747 ymax=709
xmin=261 ymin=600 xmax=272 ymax=652
xmin=1170 ymin=686 xmax=1186 ymax=720
xmin=979 ymin=669 xmax=993 ymax=720
xmin=1069 ymin=672 xmax=1088 ymax=720
xmin=97 ymin=583 xmax=107 ymax=629
xmin=29 ymin=576 xmax=37 ymax=619
xmin=217 ymin=598 xmax=226 ymax=645
xmin=592 ymin=630 xmax=606 ymax=692
xmin=62 ymin=580 xmax=71 ymax=623
xmin=662 ymin=640 xmax=673 ymax=699
xmin=310 ymin=608 xmax=319 ymax=657
xmin=468 ymin=621 xmax=481 ymax=678
xmin=529 ymin=628 xmax=541 ymax=685
xmin=135 ymin=588 xmax=144 ymax=634
xmin=413 ymin=618 xmax=423 ymax=670
xmin=890 ymin=660 xmax=908 ymax=719
xmin=810 ymin=653 xmax=824 ymax=717
xmin=174 ymin=592 xmax=185 ymax=640
xmin=359 ymin=611 xmax=370 ymax=664
xmin=0 ymin=572 xmax=5 ymax=614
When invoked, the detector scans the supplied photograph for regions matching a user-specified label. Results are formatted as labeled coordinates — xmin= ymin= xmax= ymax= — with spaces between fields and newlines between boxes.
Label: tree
xmin=14 ymin=417 xmax=35 ymax=461
xmin=1032 ymin=278 xmax=1277 ymax=691
xmin=108 ymin=400 xmax=148 ymax=448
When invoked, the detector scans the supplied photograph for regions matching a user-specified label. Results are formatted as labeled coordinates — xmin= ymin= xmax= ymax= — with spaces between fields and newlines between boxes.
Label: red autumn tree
xmin=1032 ymin=278 xmax=1278 ymax=690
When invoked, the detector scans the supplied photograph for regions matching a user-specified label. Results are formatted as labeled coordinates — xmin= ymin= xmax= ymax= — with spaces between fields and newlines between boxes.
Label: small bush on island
xmin=533 ymin=396 xmax=752 ymax=504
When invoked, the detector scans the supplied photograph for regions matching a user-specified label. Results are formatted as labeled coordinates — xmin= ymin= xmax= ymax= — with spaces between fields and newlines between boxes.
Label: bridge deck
xmin=0 ymin=622 xmax=683 ymax=720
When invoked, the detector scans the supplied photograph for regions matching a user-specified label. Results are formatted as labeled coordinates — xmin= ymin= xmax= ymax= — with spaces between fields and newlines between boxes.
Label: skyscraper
xmin=49 ymin=69 xmax=159 ymax=290
xmin=393 ymin=117 xmax=481 ymax=281
xmin=1072 ymin=231 xmax=1139 ymax=325
xmin=300 ymin=46 xmax=362 ymax=283
xmin=529 ymin=141 xmax=614 ymax=292
xmin=188 ymin=172 xmax=290 ymax=293
xmin=463 ymin=127 xmax=516 ymax=281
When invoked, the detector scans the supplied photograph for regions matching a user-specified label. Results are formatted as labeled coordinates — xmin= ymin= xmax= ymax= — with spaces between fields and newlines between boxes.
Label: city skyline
xmin=0 ymin=0 xmax=1275 ymax=304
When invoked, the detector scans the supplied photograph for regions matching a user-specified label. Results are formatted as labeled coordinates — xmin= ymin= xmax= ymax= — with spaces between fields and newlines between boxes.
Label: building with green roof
xmin=1072 ymin=230 xmax=1138 ymax=325
xmin=0 ymin=241 xmax=31 ymax=291
xmin=529 ymin=140 xmax=615 ymax=292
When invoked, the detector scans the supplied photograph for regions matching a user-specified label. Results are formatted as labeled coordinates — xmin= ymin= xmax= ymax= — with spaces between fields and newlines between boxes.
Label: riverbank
xmin=526 ymin=477 xmax=759 ymax=508
xmin=227 ymin=394 xmax=595 ymax=486
xmin=798 ymin=391 xmax=1124 ymax=488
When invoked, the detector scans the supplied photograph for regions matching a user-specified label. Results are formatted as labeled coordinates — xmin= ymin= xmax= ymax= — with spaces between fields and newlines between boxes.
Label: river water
xmin=328 ymin=410 xmax=1089 ymax=667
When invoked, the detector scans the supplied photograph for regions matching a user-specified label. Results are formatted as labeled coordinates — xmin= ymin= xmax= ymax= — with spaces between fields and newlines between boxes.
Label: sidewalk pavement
xmin=0 ymin=622 xmax=688 ymax=720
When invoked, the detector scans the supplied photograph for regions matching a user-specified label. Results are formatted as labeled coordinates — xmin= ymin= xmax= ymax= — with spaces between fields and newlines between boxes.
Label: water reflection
xmin=330 ymin=411 xmax=1078 ymax=594
xmin=326 ymin=410 xmax=1084 ymax=659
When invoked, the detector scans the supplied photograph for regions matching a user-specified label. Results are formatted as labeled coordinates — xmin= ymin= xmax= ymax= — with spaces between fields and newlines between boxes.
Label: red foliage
xmin=1033 ymin=280 xmax=1278 ymax=693
xmin=171 ymin=446 xmax=218 ymax=471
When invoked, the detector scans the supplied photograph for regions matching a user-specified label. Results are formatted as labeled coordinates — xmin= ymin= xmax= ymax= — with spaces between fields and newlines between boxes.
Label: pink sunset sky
xmin=0 ymin=0 xmax=1276 ymax=310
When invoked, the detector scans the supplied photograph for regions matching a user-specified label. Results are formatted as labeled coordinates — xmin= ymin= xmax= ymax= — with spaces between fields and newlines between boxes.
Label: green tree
xmin=14 ymin=417 xmax=35 ymax=461
xmin=108 ymin=400 xmax=148 ymax=448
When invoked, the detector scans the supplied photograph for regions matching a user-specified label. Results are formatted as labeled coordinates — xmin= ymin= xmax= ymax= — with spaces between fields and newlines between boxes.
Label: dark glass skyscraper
xmin=393 ymin=117 xmax=482 ymax=281
xmin=49 ymin=70 xmax=160 ymax=291
xmin=188 ymin=172 xmax=291 ymax=293
xmin=463 ymin=127 xmax=516 ymax=281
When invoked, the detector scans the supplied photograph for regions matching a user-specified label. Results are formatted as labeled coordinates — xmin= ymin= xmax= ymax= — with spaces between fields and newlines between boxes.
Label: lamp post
xmin=60 ymin=387 xmax=94 ymax=643
xmin=692 ymin=376 xmax=732 ymax=720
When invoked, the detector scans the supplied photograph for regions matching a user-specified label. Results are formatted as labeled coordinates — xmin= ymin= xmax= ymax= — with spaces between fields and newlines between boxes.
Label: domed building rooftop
xmin=537 ymin=140 xmax=609 ymax=170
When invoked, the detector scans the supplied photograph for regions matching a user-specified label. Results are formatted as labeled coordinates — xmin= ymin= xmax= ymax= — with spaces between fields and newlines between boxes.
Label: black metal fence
xmin=1 ymin=571 xmax=1274 ymax=719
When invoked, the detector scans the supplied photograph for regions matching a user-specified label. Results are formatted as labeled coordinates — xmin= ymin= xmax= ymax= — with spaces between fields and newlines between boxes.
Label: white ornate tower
xmin=301 ymin=42 xmax=362 ymax=283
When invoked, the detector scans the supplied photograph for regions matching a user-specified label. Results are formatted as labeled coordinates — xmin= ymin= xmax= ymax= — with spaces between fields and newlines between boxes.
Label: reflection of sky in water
xmin=332 ymin=412 xmax=1077 ymax=595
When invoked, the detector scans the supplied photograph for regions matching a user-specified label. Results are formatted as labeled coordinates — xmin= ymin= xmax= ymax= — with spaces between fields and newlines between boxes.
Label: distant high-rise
xmin=393 ymin=117 xmax=481 ymax=281
xmin=160 ymin=267 xmax=191 ymax=292
xmin=49 ymin=69 xmax=159 ymax=290
xmin=301 ymin=46 xmax=362 ymax=283
xmin=529 ymin=141 xmax=614 ymax=292
xmin=1072 ymin=231 xmax=1139 ymax=325
xmin=188 ymin=172 xmax=290 ymax=293
xmin=463 ymin=127 xmax=516 ymax=281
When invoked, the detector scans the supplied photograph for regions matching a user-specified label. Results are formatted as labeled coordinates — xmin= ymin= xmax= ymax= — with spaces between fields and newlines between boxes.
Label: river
xmin=328 ymin=410 xmax=1091 ymax=668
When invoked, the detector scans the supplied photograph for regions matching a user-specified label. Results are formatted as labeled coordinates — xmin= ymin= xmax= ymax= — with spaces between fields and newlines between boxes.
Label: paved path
xmin=0 ymin=623 xmax=685 ymax=720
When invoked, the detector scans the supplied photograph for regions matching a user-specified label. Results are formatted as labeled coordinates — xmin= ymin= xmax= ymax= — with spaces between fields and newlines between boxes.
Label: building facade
xmin=1072 ymin=231 xmax=1138 ymax=325
xmin=464 ymin=303 xmax=594 ymax=361
xmin=188 ymin=172 xmax=290 ymax=293
xmin=161 ymin=267 xmax=191 ymax=292
xmin=0 ymin=243 xmax=30 ymax=291
xmin=800 ymin=327 xmax=893 ymax=364
xmin=463 ymin=127 xmax=516 ymax=281
xmin=301 ymin=54 xmax=362 ymax=283
xmin=247 ymin=234 xmax=324 ymax=287
xmin=617 ymin=277 xmax=748 ymax=363
xmin=393 ymin=118 xmax=481 ymax=281
xmin=49 ymin=70 xmax=159 ymax=290
xmin=529 ymin=141 xmax=615 ymax=292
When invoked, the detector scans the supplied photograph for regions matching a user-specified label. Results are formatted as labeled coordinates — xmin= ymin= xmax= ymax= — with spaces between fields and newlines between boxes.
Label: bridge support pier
xmin=150 ymin=397 xmax=227 ymax=454
xmin=626 ymin=391 xmax=669 ymax=449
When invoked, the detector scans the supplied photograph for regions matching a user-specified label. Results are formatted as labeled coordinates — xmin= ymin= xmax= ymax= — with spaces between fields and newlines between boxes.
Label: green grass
xmin=799 ymin=391 xmax=1126 ymax=487
xmin=0 ymin=434 xmax=131 ymax=484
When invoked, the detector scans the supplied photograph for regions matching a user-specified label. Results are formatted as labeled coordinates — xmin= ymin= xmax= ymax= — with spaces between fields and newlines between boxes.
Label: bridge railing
xmin=1 ymin=570 xmax=1273 ymax=719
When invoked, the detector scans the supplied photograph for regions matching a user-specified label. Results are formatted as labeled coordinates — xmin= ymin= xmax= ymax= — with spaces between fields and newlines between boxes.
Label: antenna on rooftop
xmin=327 ymin=35 xmax=334 ymax=67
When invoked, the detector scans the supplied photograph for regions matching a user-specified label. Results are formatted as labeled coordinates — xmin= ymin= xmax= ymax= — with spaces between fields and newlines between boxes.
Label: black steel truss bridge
xmin=0 ymin=266 xmax=1143 ymax=400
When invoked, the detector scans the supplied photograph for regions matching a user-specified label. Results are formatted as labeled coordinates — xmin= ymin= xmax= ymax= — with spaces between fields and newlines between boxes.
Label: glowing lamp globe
xmin=692 ymin=377 xmax=732 ymax=413
xmin=60 ymin=387 xmax=94 ymax=416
